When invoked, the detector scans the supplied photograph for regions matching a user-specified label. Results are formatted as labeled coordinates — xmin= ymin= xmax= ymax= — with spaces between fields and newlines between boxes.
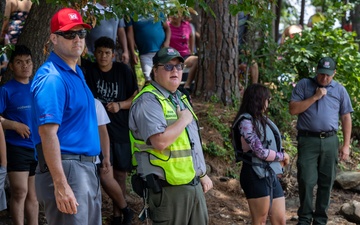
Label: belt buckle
xmin=320 ymin=132 xmax=326 ymax=138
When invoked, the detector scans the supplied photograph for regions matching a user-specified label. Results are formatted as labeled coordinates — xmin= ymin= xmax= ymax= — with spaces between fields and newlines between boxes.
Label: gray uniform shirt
xmin=291 ymin=77 xmax=353 ymax=132
xmin=129 ymin=82 xmax=206 ymax=180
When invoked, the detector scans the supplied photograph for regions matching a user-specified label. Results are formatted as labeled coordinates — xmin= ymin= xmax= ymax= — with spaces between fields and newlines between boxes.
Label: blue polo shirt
xmin=291 ymin=77 xmax=353 ymax=132
xmin=31 ymin=52 xmax=100 ymax=156
xmin=0 ymin=79 xmax=34 ymax=148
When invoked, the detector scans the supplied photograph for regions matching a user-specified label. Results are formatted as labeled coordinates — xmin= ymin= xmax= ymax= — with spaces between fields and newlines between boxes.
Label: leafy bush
xmin=273 ymin=3 xmax=360 ymax=128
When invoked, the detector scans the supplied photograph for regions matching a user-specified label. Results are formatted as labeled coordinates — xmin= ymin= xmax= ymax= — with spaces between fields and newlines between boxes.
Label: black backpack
xmin=231 ymin=115 xmax=282 ymax=164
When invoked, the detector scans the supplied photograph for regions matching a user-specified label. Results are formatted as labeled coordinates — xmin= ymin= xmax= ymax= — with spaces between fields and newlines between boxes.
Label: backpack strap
xmin=232 ymin=114 xmax=269 ymax=168
xmin=265 ymin=118 xmax=282 ymax=153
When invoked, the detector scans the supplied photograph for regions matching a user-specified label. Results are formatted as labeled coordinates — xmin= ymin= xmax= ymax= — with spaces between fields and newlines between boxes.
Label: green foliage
xmin=281 ymin=132 xmax=297 ymax=157
xmin=229 ymin=1 xmax=360 ymax=133
xmin=225 ymin=163 xmax=241 ymax=179
xmin=202 ymin=141 xmax=228 ymax=157
xmin=35 ymin=0 xmax=212 ymax=23
xmin=274 ymin=2 xmax=360 ymax=127
xmin=202 ymin=105 xmax=234 ymax=161
xmin=209 ymin=95 xmax=220 ymax=103
xmin=229 ymin=0 xmax=276 ymax=16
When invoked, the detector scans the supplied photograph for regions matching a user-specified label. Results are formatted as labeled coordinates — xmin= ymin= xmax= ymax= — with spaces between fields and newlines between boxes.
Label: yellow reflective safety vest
xmin=130 ymin=84 xmax=197 ymax=185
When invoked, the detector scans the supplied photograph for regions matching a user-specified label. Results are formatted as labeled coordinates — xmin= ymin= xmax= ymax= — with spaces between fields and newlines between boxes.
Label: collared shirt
xmin=129 ymin=81 xmax=206 ymax=178
xmin=31 ymin=52 xmax=100 ymax=156
xmin=291 ymin=77 xmax=353 ymax=132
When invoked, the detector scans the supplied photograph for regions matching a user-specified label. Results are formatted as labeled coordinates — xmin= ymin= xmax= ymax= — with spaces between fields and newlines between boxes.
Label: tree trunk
xmin=354 ymin=4 xmax=360 ymax=50
xmin=0 ymin=1 xmax=5 ymax=34
xmin=197 ymin=0 xmax=239 ymax=106
xmin=18 ymin=1 xmax=61 ymax=72
xmin=299 ymin=0 xmax=305 ymax=26
xmin=274 ymin=0 xmax=282 ymax=42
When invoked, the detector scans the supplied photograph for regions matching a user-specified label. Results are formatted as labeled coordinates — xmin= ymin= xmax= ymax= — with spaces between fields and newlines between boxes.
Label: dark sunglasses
xmin=54 ymin=29 xmax=87 ymax=40
xmin=158 ymin=63 xmax=184 ymax=71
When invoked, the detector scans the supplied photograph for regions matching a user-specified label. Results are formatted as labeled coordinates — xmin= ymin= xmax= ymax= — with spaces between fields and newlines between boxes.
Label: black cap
xmin=317 ymin=57 xmax=336 ymax=76
xmin=153 ymin=47 xmax=184 ymax=65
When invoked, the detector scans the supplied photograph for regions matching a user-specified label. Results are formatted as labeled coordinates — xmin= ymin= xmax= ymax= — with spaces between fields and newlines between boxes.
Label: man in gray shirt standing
xmin=289 ymin=57 xmax=353 ymax=225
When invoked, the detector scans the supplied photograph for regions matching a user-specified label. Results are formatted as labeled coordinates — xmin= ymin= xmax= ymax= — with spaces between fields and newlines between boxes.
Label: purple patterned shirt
xmin=239 ymin=119 xmax=284 ymax=162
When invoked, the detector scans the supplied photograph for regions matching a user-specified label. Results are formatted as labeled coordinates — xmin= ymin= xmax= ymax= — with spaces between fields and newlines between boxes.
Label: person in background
xmin=343 ymin=19 xmax=352 ymax=32
xmin=81 ymin=36 xmax=137 ymax=225
xmin=307 ymin=6 xmax=325 ymax=28
xmin=278 ymin=24 xmax=304 ymax=82
xmin=167 ymin=12 xmax=198 ymax=93
xmin=237 ymin=12 xmax=259 ymax=86
xmin=232 ymin=84 xmax=289 ymax=225
xmin=129 ymin=47 xmax=213 ymax=225
xmin=289 ymin=57 xmax=353 ymax=225
xmin=0 ymin=122 xmax=6 ymax=212
xmin=0 ymin=54 xmax=8 ymax=82
xmin=30 ymin=8 xmax=101 ymax=225
xmin=280 ymin=24 xmax=302 ymax=45
xmin=126 ymin=12 xmax=170 ymax=82
xmin=84 ymin=0 xmax=129 ymax=63
xmin=0 ymin=44 xmax=38 ymax=225
xmin=93 ymin=98 xmax=134 ymax=225
xmin=0 ymin=0 xmax=32 ymax=45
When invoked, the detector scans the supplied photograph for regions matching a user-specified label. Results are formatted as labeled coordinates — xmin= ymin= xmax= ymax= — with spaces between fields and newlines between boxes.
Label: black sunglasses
xmin=158 ymin=63 xmax=184 ymax=71
xmin=54 ymin=29 xmax=87 ymax=40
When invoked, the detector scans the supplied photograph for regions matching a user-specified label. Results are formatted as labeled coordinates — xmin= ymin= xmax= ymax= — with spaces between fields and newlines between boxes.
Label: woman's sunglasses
xmin=54 ymin=29 xmax=87 ymax=40
xmin=158 ymin=63 xmax=184 ymax=71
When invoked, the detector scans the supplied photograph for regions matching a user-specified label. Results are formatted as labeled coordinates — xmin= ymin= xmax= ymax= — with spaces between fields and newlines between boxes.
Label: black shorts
xmin=240 ymin=163 xmax=284 ymax=199
xmin=7 ymin=143 xmax=37 ymax=176
xmin=110 ymin=142 xmax=132 ymax=172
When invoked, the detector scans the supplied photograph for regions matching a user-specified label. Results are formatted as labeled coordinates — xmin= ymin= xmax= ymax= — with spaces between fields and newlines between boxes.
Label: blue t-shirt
xmin=0 ymin=79 xmax=34 ymax=148
xmin=31 ymin=52 xmax=100 ymax=156
xmin=126 ymin=14 xmax=166 ymax=55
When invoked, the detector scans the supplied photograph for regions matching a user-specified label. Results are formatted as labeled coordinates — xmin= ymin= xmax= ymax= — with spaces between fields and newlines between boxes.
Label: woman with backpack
xmin=232 ymin=84 xmax=290 ymax=225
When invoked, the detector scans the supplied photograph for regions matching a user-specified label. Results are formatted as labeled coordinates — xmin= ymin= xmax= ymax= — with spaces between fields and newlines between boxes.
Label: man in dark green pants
xmin=289 ymin=57 xmax=353 ymax=225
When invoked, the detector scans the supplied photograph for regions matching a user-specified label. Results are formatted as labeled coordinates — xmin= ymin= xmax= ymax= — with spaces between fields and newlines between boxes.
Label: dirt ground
xmin=0 ymin=98 xmax=359 ymax=225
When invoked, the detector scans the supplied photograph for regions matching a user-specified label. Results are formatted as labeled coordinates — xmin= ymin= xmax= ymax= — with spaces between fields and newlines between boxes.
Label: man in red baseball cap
xmin=31 ymin=8 xmax=102 ymax=225
xmin=50 ymin=7 xmax=91 ymax=33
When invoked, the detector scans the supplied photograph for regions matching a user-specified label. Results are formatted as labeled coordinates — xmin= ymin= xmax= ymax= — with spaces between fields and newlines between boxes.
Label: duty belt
xmin=298 ymin=130 xmax=337 ymax=139
xmin=148 ymin=174 xmax=200 ymax=188
xmin=157 ymin=176 xmax=200 ymax=187
xmin=61 ymin=154 xmax=96 ymax=163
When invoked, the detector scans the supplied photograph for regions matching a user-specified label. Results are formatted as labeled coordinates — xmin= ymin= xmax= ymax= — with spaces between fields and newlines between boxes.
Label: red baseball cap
xmin=50 ymin=8 xmax=91 ymax=33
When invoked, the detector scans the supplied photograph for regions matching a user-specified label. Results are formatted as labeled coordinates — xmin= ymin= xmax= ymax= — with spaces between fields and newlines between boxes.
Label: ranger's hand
xmin=200 ymin=175 xmax=213 ymax=193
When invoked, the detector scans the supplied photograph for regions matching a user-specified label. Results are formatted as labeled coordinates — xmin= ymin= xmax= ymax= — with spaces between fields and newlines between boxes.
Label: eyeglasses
xmin=158 ymin=63 xmax=184 ymax=71
xmin=54 ymin=29 xmax=87 ymax=40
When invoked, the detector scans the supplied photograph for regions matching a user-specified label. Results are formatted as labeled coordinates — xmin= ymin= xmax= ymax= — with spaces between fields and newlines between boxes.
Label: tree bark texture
xmin=299 ymin=0 xmax=305 ymax=26
xmin=274 ymin=0 xmax=282 ymax=42
xmin=354 ymin=4 xmax=360 ymax=48
xmin=17 ymin=1 xmax=61 ymax=72
xmin=197 ymin=0 xmax=239 ymax=106
xmin=0 ymin=1 xmax=5 ymax=35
